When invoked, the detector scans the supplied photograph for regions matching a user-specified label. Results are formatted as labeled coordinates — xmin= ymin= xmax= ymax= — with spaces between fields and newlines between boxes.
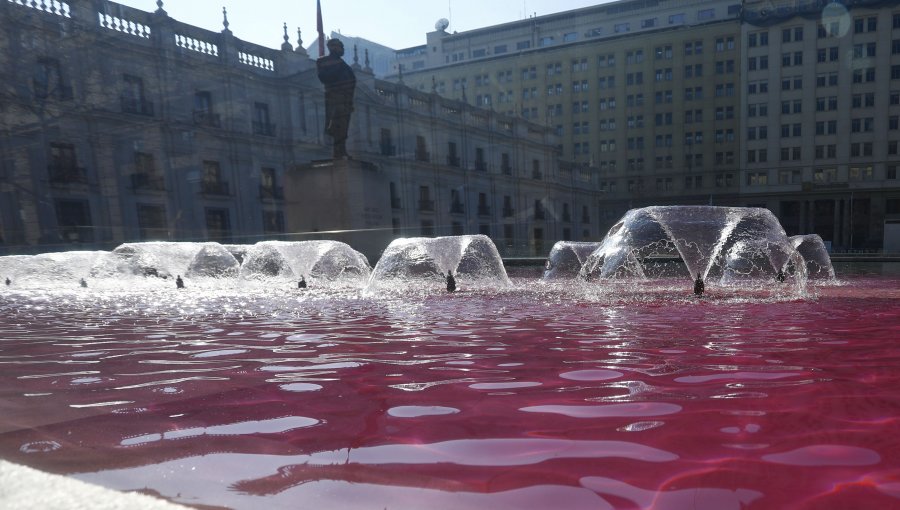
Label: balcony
xmin=121 ymin=96 xmax=154 ymax=116
xmin=450 ymin=202 xmax=465 ymax=214
xmin=478 ymin=205 xmax=491 ymax=216
xmin=131 ymin=172 xmax=165 ymax=191
xmin=501 ymin=165 xmax=513 ymax=176
xmin=391 ymin=197 xmax=402 ymax=209
xmin=415 ymin=149 xmax=430 ymax=162
xmin=380 ymin=144 xmax=396 ymax=156
xmin=581 ymin=215 xmax=590 ymax=224
xmin=193 ymin=110 xmax=222 ymax=128
xmin=534 ymin=209 xmax=546 ymax=220
xmin=201 ymin=180 xmax=231 ymax=196
xmin=475 ymin=160 xmax=487 ymax=172
xmin=418 ymin=199 xmax=434 ymax=212
xmin=502 ymin=207 xmax=514 ymax=218
xmin=48 ymin=165 xmax=87 ymax=184
xmin=447 ymin=155 xmax=460 ymax=167
xmin=252 ymin=121 xmax=276 ymax=137
xmin=259 ymin=185 xmax=284 ymax=200
xmin=563 ymin=212 xmax=572 ymax=223
xmin=532 ymin=170 xmax=543 ymax=180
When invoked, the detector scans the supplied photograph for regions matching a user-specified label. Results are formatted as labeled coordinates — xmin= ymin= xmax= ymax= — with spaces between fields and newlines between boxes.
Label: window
xmin=253 ymin=102 xmax=274 ymax=136
xmin=814 ymin=168 xmax=837 ymax=183
xmin=204 ymin=207 xmax=231 ymax=243
xmin=137 ymin=204 xmax=167 ymax=240
xmin=655 ymin=45 xmax=673 ymax=60
xmin=122 ymin=74 xmax=152 ymax=115
xmin=747 ymin=172 xmax=768 ymax=186
xmin=684 ymin=40 xmax=703 ymax=56
xmin=48 ymin=142 xmax=83 ymax=183
xmin=697 ymin=8 xmax=714 ymax=21
xmin=33 ymin=57 xmax=70 ymax=100
xmin=615 ymin=23 xmax=630 ymax=33
xmin=849 ymin=166 xmax=874 ymax=181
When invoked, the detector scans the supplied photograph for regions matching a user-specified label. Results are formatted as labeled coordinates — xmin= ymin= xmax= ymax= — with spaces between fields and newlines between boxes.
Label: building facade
xmin=396 ymin=0 xmax=900 ymax=251
xmin=0 ymin=0 xmax=594 ymax=259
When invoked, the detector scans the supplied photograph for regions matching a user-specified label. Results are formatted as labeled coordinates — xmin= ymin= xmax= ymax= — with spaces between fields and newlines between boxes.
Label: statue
xmin=316 ymin=38 xmax=356 ymax=159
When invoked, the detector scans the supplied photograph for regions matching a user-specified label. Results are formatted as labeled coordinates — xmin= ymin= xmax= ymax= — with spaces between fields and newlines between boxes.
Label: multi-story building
xmin=741 ymin=0 xmax=900 ymax=250
xmin=0 ymin=0 xmax=594 ymax=259
xmin=395 ymin=0 xmax=900 ymax=251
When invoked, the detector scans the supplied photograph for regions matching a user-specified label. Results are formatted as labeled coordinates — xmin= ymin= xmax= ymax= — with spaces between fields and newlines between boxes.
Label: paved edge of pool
xmin=0 ymin=460 xmax=191 ymax=510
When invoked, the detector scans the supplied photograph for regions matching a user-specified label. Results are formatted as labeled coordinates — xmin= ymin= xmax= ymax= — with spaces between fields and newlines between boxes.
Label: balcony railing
xmin=131 ymin=172 xmax=165 ymax=191
xmin=478 ymin=205 xmax=491 ymax=216
xmin=415 ymin=150 xmax=430 ymax=162
xmin=562 ymin=212 xmax=572 ymax=223
xmin=532 ymin=170 xmax=543 ymax=180
xmin=447 ymin=155 xmax=460 ymax=167
xmin=582 ymin=215 xmax=590 ymax=224
xmin=193 ymin=110 xmax=222 ymax=127
xmin=475 ymin=160 xmax=487 ymax=171
xmin=534 ymin=209 xmax=546 ymax=220
xmin=48 ymin=165 xmax=88 ymax=184
xmin=418 ymin=199 xmax=434 ymax=212
xmin=121 ymin=96 xmax=154 ymax=116
xmin=259 ymin=185 xmax=284 ymax=199
xmin=502 ymin=207 xmax=515 ymax=218
xmin=201 ymin=180 xmax=231 ymax=196
xmin=501 ymin=165 xmax=513 ymax=176
xmin=391 ymin=197 xmax=402 ymax=209
xmin=252 ymin=121 xmax=276 ymax=136
xmin=450 ymin=202 xmax=465 ymax=214
xmin=380 ymin=144 xmax=396 ymax=156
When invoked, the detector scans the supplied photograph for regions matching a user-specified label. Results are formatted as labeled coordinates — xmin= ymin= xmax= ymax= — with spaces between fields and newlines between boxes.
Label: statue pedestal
xmin=285 ymin=158 xmax=392 ymax=263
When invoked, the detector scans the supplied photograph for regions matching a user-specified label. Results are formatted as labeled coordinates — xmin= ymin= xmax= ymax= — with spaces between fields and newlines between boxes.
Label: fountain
xmin=0 ymin=250 xmax=105 ymax=287
xmin=0 ymin=240 xmax=370 ymax=288
xmin=543 ymin=241 xmax=601 ymax=279
xmin=790 ymin=234 xmax=837 ymax=281
xmin=3 ymin=225 xmax=899 ymax=510
xmin=239 ymin=240 xmax=370 ymax=284
xmin=578 ymin=206 xmax=809 ymax=295
xmin=367 ymin=234 xmax=509 ymax=290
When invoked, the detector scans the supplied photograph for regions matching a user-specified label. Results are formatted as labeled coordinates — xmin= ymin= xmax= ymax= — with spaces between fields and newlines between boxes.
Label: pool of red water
xmin=1 ymin=271 xmax=900 ymax=509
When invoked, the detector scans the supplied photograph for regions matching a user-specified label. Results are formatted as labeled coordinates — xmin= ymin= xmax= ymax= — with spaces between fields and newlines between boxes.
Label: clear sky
xmin=114 ymin=0 xmax=613 ymax=50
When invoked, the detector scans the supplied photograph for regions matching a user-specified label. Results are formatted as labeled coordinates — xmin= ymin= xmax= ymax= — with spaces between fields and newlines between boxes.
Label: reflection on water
xmin=1 ymin=274 xmax=900 ymax=509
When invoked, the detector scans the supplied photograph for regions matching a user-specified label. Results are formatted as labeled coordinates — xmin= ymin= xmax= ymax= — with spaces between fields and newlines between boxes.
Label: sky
xmin=115 ymin=0 xmax=613 ymax=50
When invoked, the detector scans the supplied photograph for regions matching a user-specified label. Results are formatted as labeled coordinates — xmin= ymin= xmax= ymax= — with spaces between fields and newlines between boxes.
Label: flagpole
xmin=317 ymin=0 xmax=325 ymax=57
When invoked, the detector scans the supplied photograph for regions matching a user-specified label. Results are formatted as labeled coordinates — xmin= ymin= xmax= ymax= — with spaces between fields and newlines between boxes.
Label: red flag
xmin=316 ymin=0 xmax=325 ymax=57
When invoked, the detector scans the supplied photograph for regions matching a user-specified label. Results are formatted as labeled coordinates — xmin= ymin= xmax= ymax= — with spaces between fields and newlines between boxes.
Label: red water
xmin=1 ymin=274 xmax=900 ymax=509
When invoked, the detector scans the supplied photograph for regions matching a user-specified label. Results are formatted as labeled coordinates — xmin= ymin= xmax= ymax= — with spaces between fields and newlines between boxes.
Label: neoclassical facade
xmin=0 ymin=0 xmax=596 ymax=259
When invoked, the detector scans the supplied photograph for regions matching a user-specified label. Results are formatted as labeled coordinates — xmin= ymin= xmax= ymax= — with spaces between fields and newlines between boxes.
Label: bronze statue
xmin=316 ymin=38 xmax=356 ymax=159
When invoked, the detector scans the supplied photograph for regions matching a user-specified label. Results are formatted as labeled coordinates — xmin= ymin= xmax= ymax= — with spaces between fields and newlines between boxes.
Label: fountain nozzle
xmin=693 ymin=274 xmax=705 ymax=297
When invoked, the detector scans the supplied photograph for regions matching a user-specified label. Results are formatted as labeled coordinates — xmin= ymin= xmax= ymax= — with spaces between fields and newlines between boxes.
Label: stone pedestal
xmin=284 ymin=159 xmax=392 ymax=263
